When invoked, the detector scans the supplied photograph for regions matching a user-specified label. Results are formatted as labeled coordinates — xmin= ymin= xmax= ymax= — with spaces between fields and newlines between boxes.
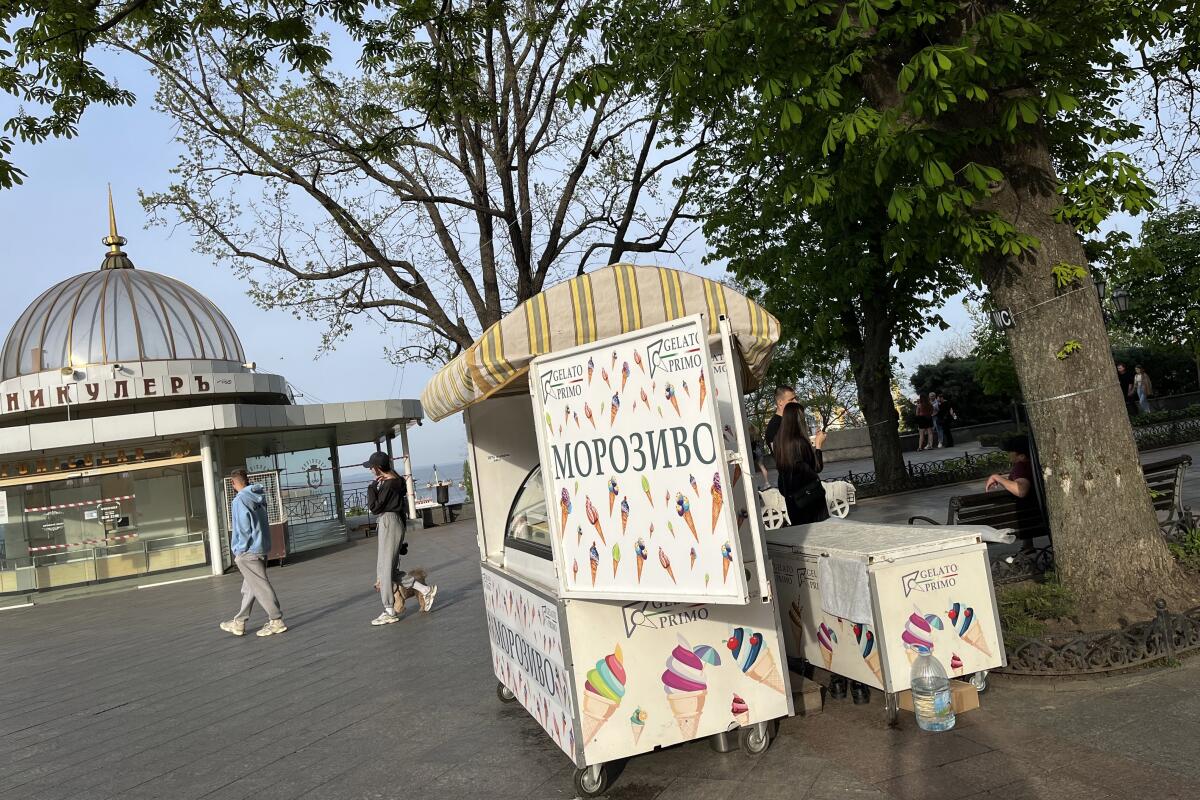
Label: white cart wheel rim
xmin=829 ymin=498 xmax=850 ymax=518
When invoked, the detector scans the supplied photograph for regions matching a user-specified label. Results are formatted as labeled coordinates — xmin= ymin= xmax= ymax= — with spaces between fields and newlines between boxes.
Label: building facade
xmin=0 ymin=198 xmax=421 ymax=598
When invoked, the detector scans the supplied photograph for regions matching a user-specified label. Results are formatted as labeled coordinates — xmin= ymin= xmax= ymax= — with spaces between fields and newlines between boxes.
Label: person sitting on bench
xmin=984 ymin=435 xmax=1033 ymax=498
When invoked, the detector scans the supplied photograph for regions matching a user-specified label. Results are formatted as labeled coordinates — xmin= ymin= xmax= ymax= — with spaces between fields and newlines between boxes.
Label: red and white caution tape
xmin=23 ymin=494 xmax=136 ymax=514
xmin=27 ymin=533 xmax=139 ymax=553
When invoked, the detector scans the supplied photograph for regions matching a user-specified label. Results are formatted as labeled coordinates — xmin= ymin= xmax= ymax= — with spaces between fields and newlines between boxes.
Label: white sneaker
xmin=220 ymin=619 xmax=245 ymax=636
xmin=256 ymin=618 xmax=287 ymax=637
xmin=371 ymin=611 xmax=400 ymax=626
xmin=420 ymin=585 xmax=438 ymax=613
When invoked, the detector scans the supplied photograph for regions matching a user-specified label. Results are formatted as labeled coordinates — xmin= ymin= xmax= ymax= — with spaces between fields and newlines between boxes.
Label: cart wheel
xmin=573 ymin=763 xmax=610 ymax=797
xmin=828 ymin=497 xmax=851 ymax=518
xmin=496 ymin=682 xmax=516 ymax=703
xmin=760 ymin=507 xmax=787 ymax=530
xmin=884 ymin=692 xmax=900 ymax=728
xmin=969 ymin=670 xmax=989 ymax=694
xmin=738 ymin=722 xmax=773 ymax=756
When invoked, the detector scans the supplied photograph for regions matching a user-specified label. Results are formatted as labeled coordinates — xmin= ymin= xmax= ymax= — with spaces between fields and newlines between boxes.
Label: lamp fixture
xmin=1112 ymin=287 xmax=1131 ymax=315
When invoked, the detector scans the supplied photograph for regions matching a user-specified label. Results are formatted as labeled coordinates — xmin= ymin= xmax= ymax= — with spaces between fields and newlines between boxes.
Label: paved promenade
xmin=2 ymin=519 xmax=1199 ymax=799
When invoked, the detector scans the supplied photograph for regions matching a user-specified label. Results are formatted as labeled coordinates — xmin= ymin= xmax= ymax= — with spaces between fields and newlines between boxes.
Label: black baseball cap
xmin=362 ymin=452 xmax=392 ymax=470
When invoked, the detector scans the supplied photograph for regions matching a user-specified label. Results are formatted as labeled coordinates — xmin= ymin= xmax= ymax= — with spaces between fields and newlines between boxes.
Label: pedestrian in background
xmin=915 ymin=394 xmax=935 ymax=451
xmin=220 ymin=468 xmax=286 ymax=637
xmin=1116 ymin=362 xmax=1136 ymax=415
xmin=773 ymin=402 xmax=830 ymax=525
xmin=936 ymin=393 xmax=957 ymax=447
xmin=1134 ymin=365 xmax=1153 ymax=414
xmin=365 ymin=452 xmax=437 ymax=625
xmin=765 ymin=385 xmax=797 ymax=455
xmin=930 ymin=391 xmax=944 ymax=448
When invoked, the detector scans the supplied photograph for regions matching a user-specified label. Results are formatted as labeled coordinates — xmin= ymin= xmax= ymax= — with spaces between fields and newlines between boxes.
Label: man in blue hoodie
xmin=220 ymin=468 xmax=287 ymax=637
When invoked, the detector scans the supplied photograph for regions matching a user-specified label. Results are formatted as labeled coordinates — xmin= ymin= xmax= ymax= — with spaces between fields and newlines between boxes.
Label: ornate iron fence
xmin=1001 ymin=600 xmax=1200 ymax=675
xmin=832 ymin=451 xmax=1009 ymax=498
xmin=1134 ymin=417 xmax=1200 ymax=450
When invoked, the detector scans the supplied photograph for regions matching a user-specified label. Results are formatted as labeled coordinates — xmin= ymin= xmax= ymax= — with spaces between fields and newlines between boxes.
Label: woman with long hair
xmin=364 ymin=452 xmax=437 ymax=625
xmin=915 ymin=394 xmax=935 ymax=450
xmin=773 ymin=402 xmax=829 ymax=525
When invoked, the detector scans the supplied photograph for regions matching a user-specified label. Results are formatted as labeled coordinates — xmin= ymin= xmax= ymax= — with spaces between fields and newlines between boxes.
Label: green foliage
xmin=1100 ymin=207 xmax=1200 ymax=389
xmin=1167 ymin=527 xmax=1200 ymax=571
xmin=998 ymin=575 xmax=1076 ymax=638
xmin=908 ymin=357 xmax=1017 ymax=427
xmin=462 ymin=459 xmax=473 ymax=502
xmin=1131 ymin=404 xmax=1200 ymax=425
xmin=1056 ymin=340 xmax=1084 ymax=360
xmin=1051 ymin=262 xmax=1088 ymax=290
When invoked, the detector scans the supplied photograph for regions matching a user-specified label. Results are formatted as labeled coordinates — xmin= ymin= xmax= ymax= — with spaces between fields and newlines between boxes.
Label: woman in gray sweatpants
xmin=364 ymin=452 xmax=437 ymax=625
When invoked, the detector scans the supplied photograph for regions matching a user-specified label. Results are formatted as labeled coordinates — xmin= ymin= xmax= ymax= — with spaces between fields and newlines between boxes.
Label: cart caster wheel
xmin=884 ymin=692 xmax=900 ymax=728
xmin=739 ymin=721 xmax=774 ymax=756
xmin=969 ymin=670 xmax=989 ymax=694
xmin=496 ymin=682 xmax=516 ymax=703
xmin=573 ymin=763 xmax=610 ymax=797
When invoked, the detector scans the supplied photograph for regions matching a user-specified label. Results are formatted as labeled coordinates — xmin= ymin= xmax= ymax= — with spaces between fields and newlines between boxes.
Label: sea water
xmin=910 ymin=653 xmax=956 ymax=732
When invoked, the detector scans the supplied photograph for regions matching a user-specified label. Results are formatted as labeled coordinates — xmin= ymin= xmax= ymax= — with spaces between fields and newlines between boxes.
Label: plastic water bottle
xmin=910 ymin=652 xmax=955 ymax=732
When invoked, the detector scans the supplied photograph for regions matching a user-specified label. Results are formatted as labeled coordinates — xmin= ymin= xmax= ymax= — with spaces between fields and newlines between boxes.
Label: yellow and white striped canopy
xmin=421 ymin=264 xmax=780 ymax=421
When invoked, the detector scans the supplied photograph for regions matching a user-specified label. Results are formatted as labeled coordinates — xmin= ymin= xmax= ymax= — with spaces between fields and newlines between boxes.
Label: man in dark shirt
xmin=764 ymin=385 xmax=797 ymax=454
xmin=1116 ymin=362 xmax=1135 ymax=414
xmin=985 ymin=436 xmax=1033 ymax=498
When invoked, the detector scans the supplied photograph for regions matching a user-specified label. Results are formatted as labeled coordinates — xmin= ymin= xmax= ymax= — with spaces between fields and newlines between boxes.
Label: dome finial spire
xmin=100 ymin=184 xmax=134 ymax=270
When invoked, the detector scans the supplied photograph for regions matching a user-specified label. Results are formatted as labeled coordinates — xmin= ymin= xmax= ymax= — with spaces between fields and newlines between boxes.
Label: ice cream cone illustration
xmin=950 ymin=653 xmax=964 ymax=677
xmin=630 ymin=707 xmax=647 ymax=745
xmin=728 ymin=626 xmax=787 ymax=694
xmin=667 ymin=521 xmax=675 ymax=538
xmin=662 ymin=637 xmax=720 ymax=738
xmin=721 ymin=542 xmax=733 ymax=582
xmin=948 ymin=602 xmax=992 ymax=657
xmin=698 ymin=370 xmax=706 ymax=408
xmin=564 ymin=405 xmax=571 ymax=427
xmin=620 ymin=497 xmax=630 ymax=535
xmin=635 ymin=538 xmax=648 ymax=582
xmin=621 ymin=362 xmax=631 ymax=393
xmin=817 ymin=623 xmax=837 ymax=671
xmin=704 ymin=572 xmax=710 ymax=589
xmin=544 ymin=411 xmax=553 ymax=434
xmin=611 ymin=543 xmax=621 ymax=577
xmin=576 ymin=525 xmax=583 ymax=547
xmin=610 ymin=393 xmax=621 ymax=424
xmin=601 ymin=367 xmax=611 ymax=389
xmin=641 ymin=474 xmax=654 ymax=507
xmin=611 ymin=350 xmax=617 ymax=372
xmin=854 ymin=624 xmax=884 ymax=685
xmin=583 ymin=403 xmax=596 ymax=428
xmin=788 ymin=599 xmax=804 ymax=647
xmin=608 ymin=477 xmax=619 ymax=516
xmin=658 ymin=547 xmax=675 ymax=583
xmin=682 ymin=380 xmax=691 ymax=397
xmin=572 ymin=559 xmax=578 ymax=583
xmin=710 ymin=472 xmax=724 ymax=534
xmin=664 ymin=383 xmax=680 ymax=416
xmin=730 ymin=463 xmax=743 ymax=489
xmin=585 ymin=496 xmax=605 ymax=544
xmin=731 ymin=694 xmax=749 ymax=727
xmin=634 ymin=351 xmax=645 ymax=373
xmin=589 ymin=542 xmax=600 ymax=586
xmin=689 ymin=547 xmax=697 ymax=570
xmin=689 ymin=474 xmax=699 ymax=496
xmin=639 ymin=388 xmax=650 ymax=411
xmin=587 ymin=356 xmax=595 ymax=384
xmin=676 ymin=493 xmax=698 ymax=541
xmin=582 ymin=645 xmax=626 ymax=743
xmin=573 ymin=411 xmax=580 ymax=428
xmin=559 ymin=488 xmax=572 ymax=535
xmin=902 ymin=610 xmax=939 ymax=661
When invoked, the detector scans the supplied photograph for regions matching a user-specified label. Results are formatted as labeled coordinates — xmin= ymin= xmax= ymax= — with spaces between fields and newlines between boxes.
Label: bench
xmin=908 ymin=453 xmax=1194 ymax=581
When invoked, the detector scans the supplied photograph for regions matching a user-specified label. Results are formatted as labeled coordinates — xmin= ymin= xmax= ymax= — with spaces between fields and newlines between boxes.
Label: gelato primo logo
xmin=901 ymin=563 xmax=959 ymax=597
xmin=621 ymin=601 xmax=708 ymax=638
xmin=646 ymin=331 xmax=702 ymax=379
xmin=540 ymin=365 xmax=584 ymax=403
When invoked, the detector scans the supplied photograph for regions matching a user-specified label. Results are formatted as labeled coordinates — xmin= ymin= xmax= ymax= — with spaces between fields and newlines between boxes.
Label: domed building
xmin=0 ymin=195 xmax=422 ymax=598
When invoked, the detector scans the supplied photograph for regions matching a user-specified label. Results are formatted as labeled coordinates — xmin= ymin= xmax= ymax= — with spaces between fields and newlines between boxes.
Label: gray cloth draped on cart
xmin=816 ymin=556 xmax=872 ymax=623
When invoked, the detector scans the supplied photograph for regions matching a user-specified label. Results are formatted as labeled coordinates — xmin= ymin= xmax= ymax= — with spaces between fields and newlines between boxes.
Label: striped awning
xmin=421 ymin=264 xmax=780 ymax=421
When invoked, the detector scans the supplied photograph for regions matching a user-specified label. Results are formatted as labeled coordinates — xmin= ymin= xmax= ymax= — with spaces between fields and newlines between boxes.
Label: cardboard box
xmin=896 ymin=680 xmax=980 ymax=715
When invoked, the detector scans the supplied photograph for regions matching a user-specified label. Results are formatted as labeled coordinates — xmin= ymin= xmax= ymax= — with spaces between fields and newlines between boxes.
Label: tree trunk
xmin=848 ymin=326 xmax=907 ymax=491
xmin=985 ymin=136 xmax=1181 ymax=612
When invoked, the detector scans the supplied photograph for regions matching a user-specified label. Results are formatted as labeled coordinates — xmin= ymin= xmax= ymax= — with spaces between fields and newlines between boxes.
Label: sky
xmin=0 ymin=51 xmax=1086 ymax=476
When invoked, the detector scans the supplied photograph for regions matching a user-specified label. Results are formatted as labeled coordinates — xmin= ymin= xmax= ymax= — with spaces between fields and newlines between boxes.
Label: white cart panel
xmin=529 ymin=315 xmax=750 ymax=604
xmin=483 ymin=567 xmax=577 ymax=758
xmin=565 ymin=596 xmax=793 ymax=765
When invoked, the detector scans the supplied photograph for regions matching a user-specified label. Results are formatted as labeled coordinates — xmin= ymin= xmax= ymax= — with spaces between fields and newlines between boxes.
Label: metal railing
xmin=829 ymin=451 xmax=1010 ymax=498
xmin=0 ymin=531 xmax=207 ymax=592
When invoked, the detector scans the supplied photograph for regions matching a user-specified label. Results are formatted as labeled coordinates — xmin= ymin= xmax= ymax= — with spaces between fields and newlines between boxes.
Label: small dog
xmin=373 ymin=567 xmax=429 ymax=615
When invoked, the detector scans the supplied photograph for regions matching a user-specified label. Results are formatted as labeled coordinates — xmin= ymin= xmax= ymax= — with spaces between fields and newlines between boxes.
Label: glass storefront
xmin=0 ymin=460 xmax=209 ymax=593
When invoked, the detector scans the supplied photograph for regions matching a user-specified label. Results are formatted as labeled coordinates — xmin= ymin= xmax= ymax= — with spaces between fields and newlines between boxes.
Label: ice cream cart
xmin=767 ymin=521 xmax=1008 ymax=724
xmin=421 ymin=265 xmax=794 ymax=796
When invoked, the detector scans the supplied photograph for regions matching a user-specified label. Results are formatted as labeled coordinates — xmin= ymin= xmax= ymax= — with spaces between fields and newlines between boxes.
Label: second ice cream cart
xmin=422 ymin=265 xmax=794 ymax=796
